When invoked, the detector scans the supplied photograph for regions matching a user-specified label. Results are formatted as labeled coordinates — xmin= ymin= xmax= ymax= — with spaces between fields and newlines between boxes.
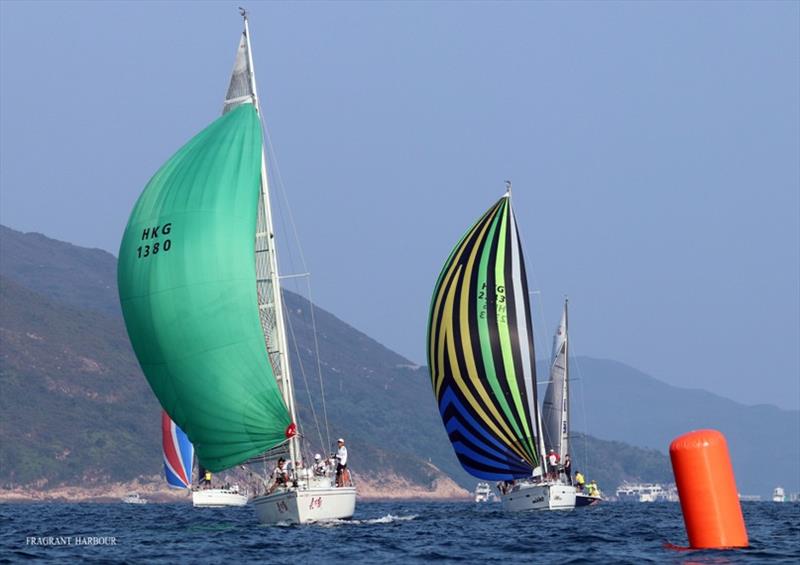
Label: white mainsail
xmin=541 ymin=301 xmax=569 ymax=461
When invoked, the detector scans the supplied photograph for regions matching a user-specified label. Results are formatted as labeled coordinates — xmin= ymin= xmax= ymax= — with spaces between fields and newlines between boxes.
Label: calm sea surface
xmin=1 ymin=501 xmax=798 ymax=564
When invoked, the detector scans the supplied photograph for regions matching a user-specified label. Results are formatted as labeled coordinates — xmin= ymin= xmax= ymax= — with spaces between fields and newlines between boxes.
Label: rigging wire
xmin=305 ymin=276 xmax=333 ymax=449
xmin=283 ymin=298 xmax=326 ymax=453
xmin=261 ymin=118 xmax=333 ymax=451
xmin=568 ymin=338 xmax=592 ymax=478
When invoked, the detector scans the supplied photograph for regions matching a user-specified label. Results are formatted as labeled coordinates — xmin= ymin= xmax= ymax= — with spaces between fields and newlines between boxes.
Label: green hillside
xmin=0 ymin=275 xmax=157 ymax=485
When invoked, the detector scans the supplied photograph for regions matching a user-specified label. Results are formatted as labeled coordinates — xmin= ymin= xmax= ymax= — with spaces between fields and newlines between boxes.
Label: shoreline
xmin=0 ymin=475 xmax=472 ymax=504
xmin=0 ymin=496 xmax=472 ymax=504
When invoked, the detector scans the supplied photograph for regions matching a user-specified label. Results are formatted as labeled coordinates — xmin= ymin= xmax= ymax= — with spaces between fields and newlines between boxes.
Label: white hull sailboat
xmin=253 ymin=484 xmax=356 ymax=524
xmin=193 ymin=487 xmax=249 ymax=508
xmin=227 ymin=12 xmax=356 ymax=524
xmin=426 ymin=188 xmax=598 ymax=513
xmin=501 ymin=482 xmax=576 ymax=512
xmin=121 ymin=493 xmax=147 ymax=505
xmin=427 ymin=188 xmax=564 ymax=512
xmin=474 ymin=482 xmax=495 ymax=503
xmin=540 ymin=299 xmax=601 ymax=510
xmin=163 ymin=411 xmax=250 ymax=508
xmin=118 ymin=10 xmax=354 ymax=526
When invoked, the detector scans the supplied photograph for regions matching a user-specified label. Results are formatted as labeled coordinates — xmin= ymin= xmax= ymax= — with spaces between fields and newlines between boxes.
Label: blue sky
xmin=1 ymin=1 xmax=798 ymax=409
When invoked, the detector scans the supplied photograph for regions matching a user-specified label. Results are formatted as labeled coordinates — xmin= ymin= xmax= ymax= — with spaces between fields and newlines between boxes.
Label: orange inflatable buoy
xmin=669 ymin=429 xmax=748 ymax=549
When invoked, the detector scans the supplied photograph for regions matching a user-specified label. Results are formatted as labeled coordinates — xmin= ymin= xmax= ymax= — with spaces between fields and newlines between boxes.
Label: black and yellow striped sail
xmin=427 ymin=195 xmax=541 ymax=480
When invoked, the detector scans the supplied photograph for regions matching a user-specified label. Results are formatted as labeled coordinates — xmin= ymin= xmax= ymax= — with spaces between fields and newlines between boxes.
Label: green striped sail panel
xmin=427 ymin=195 xmax=541 ymax=480
xmin=117 ymin=104 xmax=292 ymax=472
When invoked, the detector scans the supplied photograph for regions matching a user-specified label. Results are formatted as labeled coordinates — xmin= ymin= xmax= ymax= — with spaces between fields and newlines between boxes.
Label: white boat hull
xmin=121 ymin=493 xmax=147 ymax=504
xmin=501 ymin=482 xmax=576 ymax=511
xmin=193 ymin=489 xmax=248 ymax=507
xmin=252 ymin=486 xmax=356 ymax=524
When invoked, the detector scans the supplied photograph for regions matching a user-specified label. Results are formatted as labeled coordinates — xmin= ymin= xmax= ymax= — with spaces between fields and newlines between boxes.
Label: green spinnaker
xmin=118 ymin=104 xmax=291 ymax=472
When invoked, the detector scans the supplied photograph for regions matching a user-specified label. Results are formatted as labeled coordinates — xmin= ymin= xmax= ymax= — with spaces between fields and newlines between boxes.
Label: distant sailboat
xmin=427 ymin=189 xmax=579 ymax=511
xmin=121 ymin=493 xmax=147 ymax=504
xmin=162 ymin=411 xmax=247 ymax=507
xmin=541 ymin=301 xmax=601 ymax=507
xmin=118 ymin=11 xmax=355 ymax=524
xmin=474 ymin=482 xmax=496 ymax=503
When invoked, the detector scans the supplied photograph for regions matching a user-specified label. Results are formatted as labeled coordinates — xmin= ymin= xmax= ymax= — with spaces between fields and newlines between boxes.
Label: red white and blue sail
xmin=162 ymin=411 xmax=194 ymax=489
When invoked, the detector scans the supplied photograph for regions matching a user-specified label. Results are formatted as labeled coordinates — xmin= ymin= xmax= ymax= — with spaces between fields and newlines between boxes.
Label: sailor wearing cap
xmin=333 ymin=438 xmax=349 ymax=487
xmin=312 ymin=453 xmax=328 ymax=477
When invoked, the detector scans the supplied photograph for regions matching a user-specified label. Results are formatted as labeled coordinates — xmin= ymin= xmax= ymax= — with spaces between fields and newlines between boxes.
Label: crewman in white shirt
xmin=312 ymin=453 xmax=328 ymax=477
xmin=333 ymin=438 xmax=349 ymax=487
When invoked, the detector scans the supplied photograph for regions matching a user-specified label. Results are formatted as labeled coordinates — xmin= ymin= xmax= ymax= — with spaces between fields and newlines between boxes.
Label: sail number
xmin=478 ymin=282 xmax=507 ymax=322
xmin=136 ymin=223 xmax=172 ymax=259
xmin=478 ymin=282 xmax=506 ymax=303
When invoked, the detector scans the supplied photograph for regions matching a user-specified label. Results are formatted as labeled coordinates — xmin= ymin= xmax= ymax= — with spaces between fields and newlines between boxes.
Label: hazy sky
xmin=1 ymin=1 xmax=798 ymax=409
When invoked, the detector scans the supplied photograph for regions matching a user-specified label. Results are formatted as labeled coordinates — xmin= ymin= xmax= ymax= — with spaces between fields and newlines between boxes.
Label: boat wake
xmin=360 ymin=514 xmax=419 ymax=524
xmin=315 ymin=514 xmax=419 ymax=527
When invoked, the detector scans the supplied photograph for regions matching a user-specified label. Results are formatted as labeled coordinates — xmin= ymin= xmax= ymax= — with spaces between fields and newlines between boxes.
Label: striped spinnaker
xmin=162 ymin=411 xmax=194 ymax=489
xmin=427 ymin=195 xmax=541 ymax=480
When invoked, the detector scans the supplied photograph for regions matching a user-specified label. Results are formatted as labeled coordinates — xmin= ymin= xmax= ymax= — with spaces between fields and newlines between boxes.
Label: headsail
xmin=427 ymin=195 xmax=541 ymax=480
xmin=541 ymin=302 xmax=569 ymax=461
xmin=162 ymin=411 xmax=194 ymax=489
xmin=117 ymin=102 xmax=292 ymax=472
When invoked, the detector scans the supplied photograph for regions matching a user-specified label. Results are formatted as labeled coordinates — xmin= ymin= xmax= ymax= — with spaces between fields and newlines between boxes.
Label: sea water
xmin=1 ymin=501 xmax=798 ymax=563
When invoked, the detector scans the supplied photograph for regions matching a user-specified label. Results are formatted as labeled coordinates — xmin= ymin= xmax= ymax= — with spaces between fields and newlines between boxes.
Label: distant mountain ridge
xmin=0 ymin=225 xmax=119 ymax=319
xmin=1 ymin=225 xmax=796 ymax=498
xmin=565 ymin=357 xmax=800 ymax=496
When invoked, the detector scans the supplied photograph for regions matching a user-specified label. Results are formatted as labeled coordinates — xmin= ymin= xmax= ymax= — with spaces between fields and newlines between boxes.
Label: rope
xmin=283 ymin=297 xmax=326 ymax=452
xmin=569 ymin=339 xmax=591 ymax=477
xmin=261 ymin=119 xmax=333 ymax=454
xmin=306 ymin=276 xmax=332 ymax=449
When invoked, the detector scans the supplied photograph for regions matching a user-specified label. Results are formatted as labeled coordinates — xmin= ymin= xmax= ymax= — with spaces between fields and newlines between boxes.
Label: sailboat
xmin=118 ymin=11 xmax=355 ymax=524
xmin=162 ymin=411 xmax=248 ymax=507
xmin=541 ymin=301 xmax=601 ymax=507
xmin=427 ymin=188 xmax=577 ymax=511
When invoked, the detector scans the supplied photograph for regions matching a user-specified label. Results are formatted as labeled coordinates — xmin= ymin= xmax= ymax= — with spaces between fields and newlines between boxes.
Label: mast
xmin=240 ymin=11 xmax=301 ymax=467
xmin=562 ymin=298 xmax=569 ymax=462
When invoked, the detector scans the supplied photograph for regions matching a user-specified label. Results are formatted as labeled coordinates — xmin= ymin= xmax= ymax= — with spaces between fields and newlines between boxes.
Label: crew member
xmin=333 ymin=438 xmax=349 ymax=487
xmin=268 ymin=457 xmax=290 ymax=494
xmin=547 ymin=449 xmax=560 ymax=480
xmin=312 ymin=453 xmax=328 ymax=477
xmin=575 ymin=470 xmax=585 ymax=492
xmin=563 ymin=454 xmax=572 ymax=484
